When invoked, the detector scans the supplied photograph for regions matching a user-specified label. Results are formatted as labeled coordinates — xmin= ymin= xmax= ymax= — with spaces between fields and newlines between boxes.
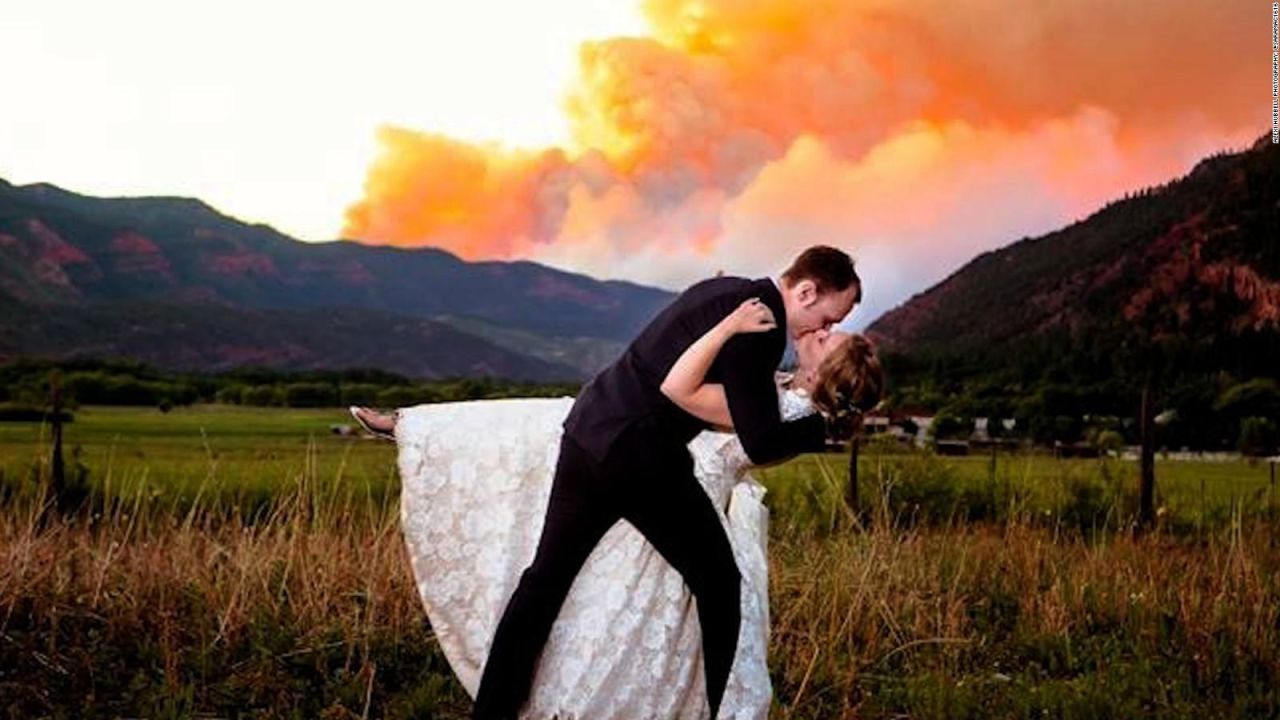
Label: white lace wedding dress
xmin=394 ymin=386 xmax=815 ymax=719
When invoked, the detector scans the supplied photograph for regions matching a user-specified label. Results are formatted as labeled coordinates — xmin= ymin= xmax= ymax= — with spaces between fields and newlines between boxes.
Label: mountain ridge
xmin=0 ymin=177 xmax=675 ymax=379
xmin=866 ymin=131 xmax=1279 ymax=359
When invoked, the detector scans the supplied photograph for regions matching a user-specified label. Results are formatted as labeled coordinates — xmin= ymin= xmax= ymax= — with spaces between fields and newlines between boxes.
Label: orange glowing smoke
xmin=343 ymin=128 xmax=573 ymax=258
xmin=343 ymin=0 xmax=1263 ymax=304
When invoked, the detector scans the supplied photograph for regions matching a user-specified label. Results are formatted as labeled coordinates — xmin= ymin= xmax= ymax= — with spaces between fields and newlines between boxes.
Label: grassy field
xmin=758 ymin=445 xmax=1279 ymax=538
xmin=3 ymin=404 xmax=1274 ymax=528
xmin=2 ymin=405 xmax=1278 ymax=718
xmin=0 ymin=405 xmax=398 ymax=510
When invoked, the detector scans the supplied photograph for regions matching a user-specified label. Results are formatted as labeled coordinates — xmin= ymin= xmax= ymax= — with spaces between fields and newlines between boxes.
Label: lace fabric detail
xmin=396 ymin=390 xmax=814 ymax=719
xmin=779 ymin=387 xmax=816 ymax=422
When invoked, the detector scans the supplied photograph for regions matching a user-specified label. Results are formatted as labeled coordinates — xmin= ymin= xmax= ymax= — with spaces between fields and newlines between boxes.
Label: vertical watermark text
xmin=1273 ymin=3 xmax=1278 ymax=142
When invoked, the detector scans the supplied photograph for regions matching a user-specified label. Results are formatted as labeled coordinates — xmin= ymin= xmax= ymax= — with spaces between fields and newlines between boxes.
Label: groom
xmin=473 ymin=245 xmax=861 ymax=719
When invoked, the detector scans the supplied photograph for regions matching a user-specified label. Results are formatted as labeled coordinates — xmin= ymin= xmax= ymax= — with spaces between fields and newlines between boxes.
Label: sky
xmin=1 ymin=0 xmax=646 ymax=243
xmin=0 ymin=0 xmax=1269 ymax=329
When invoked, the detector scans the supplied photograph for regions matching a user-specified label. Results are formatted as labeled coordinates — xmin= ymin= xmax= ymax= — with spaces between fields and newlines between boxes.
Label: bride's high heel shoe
xmin=349 ymin=405 xmax=397 ymax=441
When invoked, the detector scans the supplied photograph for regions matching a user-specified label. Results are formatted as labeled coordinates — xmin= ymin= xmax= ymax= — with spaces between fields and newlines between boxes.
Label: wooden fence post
xmin=846 ymin=434 xmax=860 ymax=515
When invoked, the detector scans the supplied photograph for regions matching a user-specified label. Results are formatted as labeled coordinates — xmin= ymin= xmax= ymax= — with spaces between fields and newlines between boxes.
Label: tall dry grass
xmin=1 ymin=440 xmax=470 ymax=719
xmin=768 ymin=518 xmax=1280 ymax=718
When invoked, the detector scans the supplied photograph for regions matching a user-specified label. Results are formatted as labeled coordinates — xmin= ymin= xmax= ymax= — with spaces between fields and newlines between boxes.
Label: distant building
xmin=970 ymin=417 xmax=1021 ymax=451
xmin=863 ymin=413 xmax=891 ymax=434
xmin=973 ymin=417 xmax=990 ymax=441
xmin=866 ymin=405 xmax=935 ymax=448
xmin=900 ymin=407 xmax=935 ymax=448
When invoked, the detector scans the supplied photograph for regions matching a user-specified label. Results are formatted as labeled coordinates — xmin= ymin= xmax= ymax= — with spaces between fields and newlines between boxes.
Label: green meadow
xmin=5 ymin=404 xmax=1271 ymax=533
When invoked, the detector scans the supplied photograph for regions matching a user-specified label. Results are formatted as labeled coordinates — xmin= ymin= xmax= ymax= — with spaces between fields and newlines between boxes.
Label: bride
xmin=351 ymin=299 xmax=882 ymax=719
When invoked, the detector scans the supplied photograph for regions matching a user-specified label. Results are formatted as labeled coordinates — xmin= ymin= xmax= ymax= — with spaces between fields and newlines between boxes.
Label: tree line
xmin=0 ymin=357 xmax=581 ymax=416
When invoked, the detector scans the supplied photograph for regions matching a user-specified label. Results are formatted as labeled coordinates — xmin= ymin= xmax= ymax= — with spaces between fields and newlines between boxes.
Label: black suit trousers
xmin=471 ymin=420 xmax=743 ymax=719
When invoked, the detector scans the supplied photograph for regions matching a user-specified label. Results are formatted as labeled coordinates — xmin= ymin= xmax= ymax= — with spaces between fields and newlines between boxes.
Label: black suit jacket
xmin=563 ymin=275 xmax=827 ymax=466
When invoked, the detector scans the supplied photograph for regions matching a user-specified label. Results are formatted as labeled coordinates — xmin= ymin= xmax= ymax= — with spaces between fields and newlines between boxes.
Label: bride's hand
xmin=722 ymin=298 xmax=777 ymax=335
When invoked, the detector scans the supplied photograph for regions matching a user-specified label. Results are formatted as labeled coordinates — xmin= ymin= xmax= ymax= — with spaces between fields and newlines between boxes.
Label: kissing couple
xmin=351 ymin=245 xmax=883 ymax=719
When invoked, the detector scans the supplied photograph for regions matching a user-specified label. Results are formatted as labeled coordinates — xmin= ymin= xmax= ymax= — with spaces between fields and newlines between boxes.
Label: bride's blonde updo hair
xmin=809 ymin=333 xmax=884 ymax=426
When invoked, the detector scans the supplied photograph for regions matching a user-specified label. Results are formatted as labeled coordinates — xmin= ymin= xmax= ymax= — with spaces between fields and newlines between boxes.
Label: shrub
xmin=339 ymin=382 xmax=383 ymax=407
xmin=214 ymin=384 xmax=247 ymax=404
xmin=1238 ymin=416 xmax=1279 ymax=457
xmin=282 ymin=382 xmax=338 ymax=408
xmin=1092 ymin=429 xmax=1125 ymax=454
xmin=240 ymin=385 xmax=284 ymax=407
xmin=375 ymin=385 xmax=446 ymax=408
xmin=929 ymin=411 xmax=966 ymax=441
